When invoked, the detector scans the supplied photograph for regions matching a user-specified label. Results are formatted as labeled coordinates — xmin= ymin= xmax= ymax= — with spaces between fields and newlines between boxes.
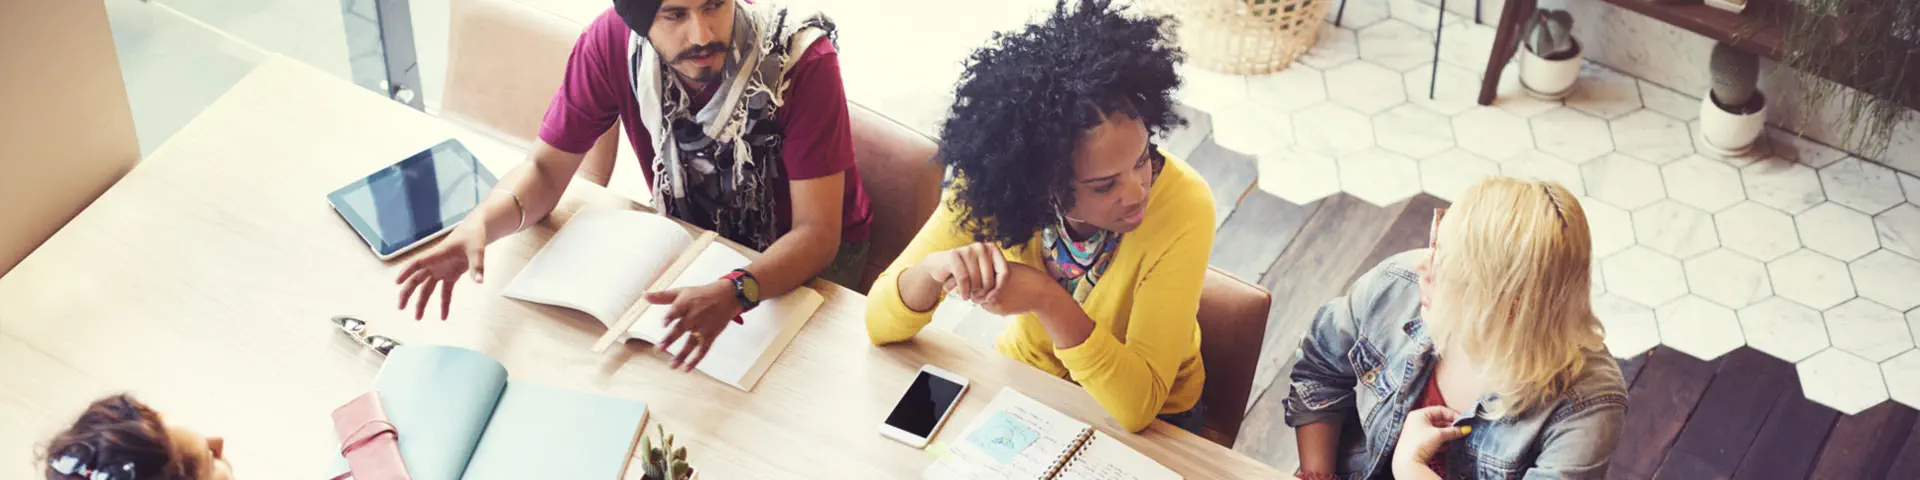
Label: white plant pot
xmin=1698 ymin=90 xmax=1768 ymax=157
xmin=1519 ymin=40 xmax=1582 ymax=100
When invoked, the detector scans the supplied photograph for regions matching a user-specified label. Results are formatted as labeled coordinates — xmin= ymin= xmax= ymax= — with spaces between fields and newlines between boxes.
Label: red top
xmin=1415 ymin=373 xmax=1450 ymax=477
xmin=537 ymin=8 xmax=872 ymax=243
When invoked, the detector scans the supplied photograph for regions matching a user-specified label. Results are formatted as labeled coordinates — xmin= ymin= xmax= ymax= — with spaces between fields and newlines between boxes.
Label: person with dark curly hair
xmin=40 ymin=394 xmax=234 ymax=479
xmin=864 ymin=0 xmax=1212 ymax=434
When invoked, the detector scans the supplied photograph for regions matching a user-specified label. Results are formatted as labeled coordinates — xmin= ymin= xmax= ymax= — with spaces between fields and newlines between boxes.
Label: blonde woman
xmin=1285 ymin=177 xmax=1627 ymax=480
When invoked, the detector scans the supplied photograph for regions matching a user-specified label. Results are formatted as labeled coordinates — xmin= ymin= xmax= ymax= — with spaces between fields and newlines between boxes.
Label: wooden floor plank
xmin=1618 ymin=354 xmax=1649 ymax=388
xmin=1879 ymin=419 xmax=1920 ymax=480
xmin=1811 ymin=401 xmax=1920 ymax=479
xmin=1656 ymin=348 xmax=1796 ymax=479
xmin=1608 ymin=347 xmax=1722 ymax=480
xmin=1183 ymin=139 xmax=1257 ymax=229
xmin=1158 ymin=103 xmax=1212 ymax=162
xmin=1234 ymin=194 xmax=1406 ymax=470
xmin=1729 ymin=379 xmax=1840 ymax=480
xmin=1209 ymin=191 xmax=1317 ymax=281
xmin=1342 ymin=194 xmax=1449 ymax=289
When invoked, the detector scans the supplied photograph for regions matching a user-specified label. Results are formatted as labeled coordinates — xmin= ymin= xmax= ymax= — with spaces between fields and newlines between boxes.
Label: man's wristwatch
xmin=722 ymin=268 xmax=761 ymax=311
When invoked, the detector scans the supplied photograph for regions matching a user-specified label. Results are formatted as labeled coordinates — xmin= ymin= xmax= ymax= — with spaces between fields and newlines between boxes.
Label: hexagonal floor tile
xmin=1594 ymin=294 xmax=1660 ymax=357
xmin=1387 ymin=0 xmax=1467 ymax=30
xmin=1633 ymin=200 xmax=1720 ymax=258
xmin=1610 ymin=110 xmax=1694 ymax=164
xmin=1584 ymin=198 xmax=1635 ymax=257
xmin=1603 ymin=246 xmax=1690 ymax=307
xmin=1326 ymin=61 xmax=1408 ymax=115
xmin=1403 ymin=63 xmax=1481 ymax=116
xmin=1176 ymin=66 xmax=1249 ymax=113
xmin=1820 ymin=157 xmax=1906 ymax=214
xmin=1883 ymin=350 xmax=1920 ymax=409
xmin=1902 ymin=172 xmax=1920 ymax=203
xmin=1374 ymin=104 xmax=1454 ymax=158
xmin=1768 ymin=249 xmax=1857 ymax=310
xmin=1874 ymin=203 xmax=1920 ymax=259
xmin=1796 ymin=202 xmax=1881 ymax=261
xmin=1210 ymin=103 xmax=1294 ymax=156
xmin=1257 ymin=149 xmax=1341 ymax=204
xmin=1657 ymin=296 xmax=1746 ymax=360
xmin=1357 ymin=20 xmax=1435 ymax=72
xmin=1796 ymin=349 xmax=1890 ymax=415
xmin=1738 ymin=297 xmax=1830 ymax=362
xmin=1765 ymin=129 xmax=1850 ymax=168
xmin=1663 ymin=155 xmax=1747 ymax=212
xmin=1582 ymin=154 xmax=1666 ymax=210
xmin=1638 ymin=80 xmax=1698 ymax=121
xmin=1716 ymin=202 xmax=1801 ymax=261
xmin=1740 ymin=158 xmax=1826 ymax=214
xmin=1685 ymin=249 xmax=1773 ymax=309
xmin=1292 ymin=103 xmax=1376 ymax=157
xmin=1419 ymin=149 xmax=1498 ymax=202
xmin=1453 ymin=108 xmax=1532 ymax=160
xmin=1565 ymin=63 xmax=1643 ymax=120
xmin=1825 ymin=298 xmax=1915 ymax=362
xmin=1437 ymin=22 xmax=1496 ymax=71
xmin=1911 ymin=309 xmax=1920 ymax=348
xmin=1851 ymin=250 xmax=1920 ymax=311
xmin=1501 ymin=151 xmax=1587 ymax=196
xmin=1247 ymin=65 xmax=1328 ymax=113
xmin=1492 ymin=67 xmax=1562 ymax=118
xmin=1339 ymin=148 xmax=1422 ymax=207
xmin=1301 ymin=24 xmax=1361 ymax=70
xmin=1530 ymin=109 xmax=1614 ymax=163
xmin=1328 ymin=0 xmax=1389 ymax=29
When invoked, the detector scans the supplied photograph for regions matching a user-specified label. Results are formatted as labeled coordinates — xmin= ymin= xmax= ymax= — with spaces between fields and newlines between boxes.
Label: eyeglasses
xmin=332 ymin=315 xmax=401 ymax=356
xmin=1430 ymin=208 xmax=1447 ymax=249
xmin=49 ymin=444 xmax=136 ymax=480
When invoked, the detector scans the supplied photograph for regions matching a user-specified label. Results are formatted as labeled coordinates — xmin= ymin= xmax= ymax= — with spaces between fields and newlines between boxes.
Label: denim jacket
xmin=1283 ymin=250 xmax=1627 ymax=480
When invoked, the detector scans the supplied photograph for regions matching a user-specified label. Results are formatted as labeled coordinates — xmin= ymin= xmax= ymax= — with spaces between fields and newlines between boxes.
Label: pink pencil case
xmin=330 ymin=392 xmax=410 ymax=480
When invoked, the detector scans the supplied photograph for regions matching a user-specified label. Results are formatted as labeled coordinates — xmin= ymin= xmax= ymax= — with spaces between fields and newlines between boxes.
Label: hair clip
xmin=50 ymin=453 xmax=137 ymax=480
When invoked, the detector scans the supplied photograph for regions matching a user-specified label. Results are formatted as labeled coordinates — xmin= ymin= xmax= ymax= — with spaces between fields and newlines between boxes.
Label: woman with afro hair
xmin=865 ymin=0 xmax=1212 ymax=433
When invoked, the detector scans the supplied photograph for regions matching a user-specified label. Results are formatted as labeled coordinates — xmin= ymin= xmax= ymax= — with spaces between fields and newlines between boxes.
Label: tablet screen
xmin=328 ymin=139 xmax=499 ymax=257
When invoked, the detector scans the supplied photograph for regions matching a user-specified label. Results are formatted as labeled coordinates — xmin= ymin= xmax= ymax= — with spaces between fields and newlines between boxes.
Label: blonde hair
xmin=1425 ymin=176 xmax=1605 ymax=416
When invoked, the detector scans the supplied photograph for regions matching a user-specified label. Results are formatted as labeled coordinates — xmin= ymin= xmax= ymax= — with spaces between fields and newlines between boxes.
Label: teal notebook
xmin=328 ymin=345 xmax=649 ymax=479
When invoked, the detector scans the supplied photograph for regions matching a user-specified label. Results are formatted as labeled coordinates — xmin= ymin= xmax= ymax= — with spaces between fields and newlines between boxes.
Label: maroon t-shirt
xmin=537 ymin=8 xmax=871 ymax=243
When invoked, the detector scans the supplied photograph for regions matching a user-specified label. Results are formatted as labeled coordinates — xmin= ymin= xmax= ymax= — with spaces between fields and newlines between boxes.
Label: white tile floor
xmin=1197 ymin=7 xmax=1920 ymax=415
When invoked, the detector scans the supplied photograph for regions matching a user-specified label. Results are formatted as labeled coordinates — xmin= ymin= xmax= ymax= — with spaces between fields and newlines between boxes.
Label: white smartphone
xmin=879 ymin=365 xmax=970 ymax=448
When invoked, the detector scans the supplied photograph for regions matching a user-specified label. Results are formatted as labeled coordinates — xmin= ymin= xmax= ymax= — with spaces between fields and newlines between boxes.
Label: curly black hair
xmin=936 ymin=0 xmax=1185 ymax=247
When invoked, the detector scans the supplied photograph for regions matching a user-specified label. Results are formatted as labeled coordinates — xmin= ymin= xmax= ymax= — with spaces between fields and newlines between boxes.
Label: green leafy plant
xmin=1775 ymin=0 xmax=1918 ymax=157
xmin=637 ymin=425 xmax=694 ymax=480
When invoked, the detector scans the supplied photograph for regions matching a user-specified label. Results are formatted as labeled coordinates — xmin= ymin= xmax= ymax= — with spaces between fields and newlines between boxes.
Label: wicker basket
xmin=1147 ymin=0 xmax=1334 ymax=75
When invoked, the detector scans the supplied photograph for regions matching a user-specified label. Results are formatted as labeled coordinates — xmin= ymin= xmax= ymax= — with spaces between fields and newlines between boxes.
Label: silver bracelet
xmin=499 ymin=189 xmax=526 ymax=232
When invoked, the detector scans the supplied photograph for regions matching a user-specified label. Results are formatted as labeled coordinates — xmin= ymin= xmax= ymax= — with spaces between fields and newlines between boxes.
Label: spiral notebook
xmin=924 ymin=389 xmax=1181 ymax=480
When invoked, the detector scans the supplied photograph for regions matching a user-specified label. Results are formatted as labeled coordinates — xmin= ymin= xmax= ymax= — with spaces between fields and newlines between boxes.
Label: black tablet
xmin=327 ymin=139 xmax=499 ymax=259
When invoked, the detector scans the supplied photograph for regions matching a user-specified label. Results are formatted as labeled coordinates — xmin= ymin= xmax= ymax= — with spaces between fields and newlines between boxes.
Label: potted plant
xmin=1519 ymin=9 xmax=1582 ymax=99
xmin=638 ymin=425 xmax=696 ymax=480
xmin=1776 ymin=0 xmax=1917 ymax=159
xmin=1698 ymin=42 xmax=1768 ymax=156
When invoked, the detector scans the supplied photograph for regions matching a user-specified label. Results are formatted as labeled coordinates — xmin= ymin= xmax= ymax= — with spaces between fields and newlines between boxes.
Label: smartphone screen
xmin=884 ymin=371 xmax=966 ymax=438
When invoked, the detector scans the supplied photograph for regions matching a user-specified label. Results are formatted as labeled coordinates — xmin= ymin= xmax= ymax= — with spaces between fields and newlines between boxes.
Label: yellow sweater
xmin=866 ymin=154 xmax=1213 ymax=432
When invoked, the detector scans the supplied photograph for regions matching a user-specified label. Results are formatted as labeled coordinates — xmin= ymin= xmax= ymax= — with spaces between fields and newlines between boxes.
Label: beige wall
xmin=0 ymin=0 xmax=142 ymax=277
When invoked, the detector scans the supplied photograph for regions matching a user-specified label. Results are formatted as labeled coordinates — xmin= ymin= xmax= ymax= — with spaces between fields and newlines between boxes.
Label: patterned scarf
xmin=628 ymin=0 xmax=833 ymax=250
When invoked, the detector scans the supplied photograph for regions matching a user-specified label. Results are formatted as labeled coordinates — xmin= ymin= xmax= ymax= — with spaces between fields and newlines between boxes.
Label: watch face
xmin=741 ymin=276 xmax=761 ymax=303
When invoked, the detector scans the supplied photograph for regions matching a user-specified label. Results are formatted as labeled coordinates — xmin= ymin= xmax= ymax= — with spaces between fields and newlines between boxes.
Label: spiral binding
xmin=1040 ymin=427 xmax=1097 ymax=479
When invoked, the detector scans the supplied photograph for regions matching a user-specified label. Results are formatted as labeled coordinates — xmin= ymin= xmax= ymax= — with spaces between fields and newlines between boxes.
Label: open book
xmin=926 ymin=389 xmax=1181 ymax=480
xmin=502 ymin=209 xmax=823 ymax=391
xmin=328 ymin=345 xmax=649 ymax=480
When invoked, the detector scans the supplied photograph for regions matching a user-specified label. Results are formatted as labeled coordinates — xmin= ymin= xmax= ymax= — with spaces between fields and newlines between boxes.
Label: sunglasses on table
xmin=332 ymin=315 xmax=402 ymax=356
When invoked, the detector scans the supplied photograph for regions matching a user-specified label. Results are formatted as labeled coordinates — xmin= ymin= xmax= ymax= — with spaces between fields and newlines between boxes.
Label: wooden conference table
xmin=0 ymin=57 xmax=1282 ymax=478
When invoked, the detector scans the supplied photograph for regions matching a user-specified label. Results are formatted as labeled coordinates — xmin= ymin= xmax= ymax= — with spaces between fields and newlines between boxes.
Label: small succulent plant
xmin=1525 ymin=9 xmax=1579 ymax=60
xmin=1709 ymin=41 xmax=1761 ymax=111
xmin=638 ymin=425 xmax=694 ymax=480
